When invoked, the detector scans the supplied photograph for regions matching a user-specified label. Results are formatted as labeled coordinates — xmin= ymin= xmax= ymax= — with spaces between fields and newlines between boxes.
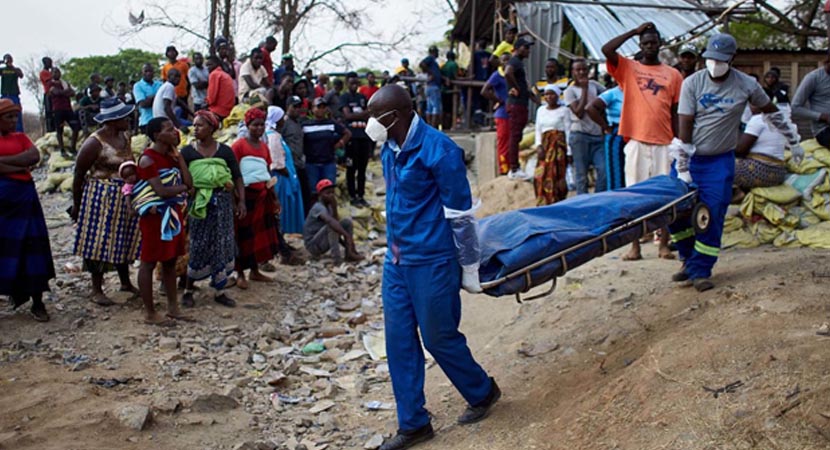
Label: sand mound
xmin=475 ymin=176 xmax=537 ymax=218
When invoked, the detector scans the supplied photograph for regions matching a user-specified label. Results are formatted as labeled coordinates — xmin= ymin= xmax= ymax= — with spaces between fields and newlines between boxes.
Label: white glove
xmin=677 ymin=170 xmax=693 ymax=184
xmin=669 ymin=137 xmax=695 ymax=173
xmin=790 ymin=143 xmax=805 ymax=165
xmin=461 ymin=264 xmax=483 ymax=293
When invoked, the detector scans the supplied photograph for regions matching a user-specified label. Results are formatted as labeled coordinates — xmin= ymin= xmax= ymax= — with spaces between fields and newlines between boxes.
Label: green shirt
xmin=441 ymin=61 xmax=458 ymax=93
xmin=0 ymin=66 xmax=21 ymax=96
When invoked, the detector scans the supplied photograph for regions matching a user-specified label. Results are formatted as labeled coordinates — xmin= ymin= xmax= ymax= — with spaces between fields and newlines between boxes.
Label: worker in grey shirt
xmin=791 ymin=60 xmax=830 ymax=146
xmin=283 ymin=95 xmax=312 ymax=215
xmin=667 ymin=33 xmax=803 ymax=292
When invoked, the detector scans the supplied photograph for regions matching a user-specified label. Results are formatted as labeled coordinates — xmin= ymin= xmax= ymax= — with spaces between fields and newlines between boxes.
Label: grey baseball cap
xmin=702 ymin=33 xmax=737 ymax=62
xmin=679 ymin=44 xmax=698 ymax=57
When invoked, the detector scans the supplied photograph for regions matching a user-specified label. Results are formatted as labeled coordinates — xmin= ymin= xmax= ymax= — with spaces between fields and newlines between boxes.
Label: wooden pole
xmin=465 ymin=0 xmax=476 ymax=130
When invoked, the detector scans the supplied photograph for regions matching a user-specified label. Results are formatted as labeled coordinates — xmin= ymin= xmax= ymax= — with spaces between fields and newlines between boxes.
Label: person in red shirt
xmin=314 ymin=73 xmax=329 ymax=99
xmin=0 ymin=99 xmax=55 ymax=322
xmin=262 ymin=36 xmax=278 ymax=85
xmin=358 ymin=71 xmax=380 ymax=101
xmin=231 ymin=107 xmax=280 ymax=289
xmin=161 ymin=45 xmax=190 ymax=102
xmin=39 ymin=57 xmax=54 ymax=132
xmin=206 ymin=56 xmax=235 ymax=120
xmin=136 ymin=117 xmax=193 ymax=325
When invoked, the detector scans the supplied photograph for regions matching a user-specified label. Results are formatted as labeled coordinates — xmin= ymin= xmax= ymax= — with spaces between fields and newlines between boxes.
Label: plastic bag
xmin=450 ymin=214 xmax=480 ymax=267
xmin=566 ymin=164 xmax=576 ymax=191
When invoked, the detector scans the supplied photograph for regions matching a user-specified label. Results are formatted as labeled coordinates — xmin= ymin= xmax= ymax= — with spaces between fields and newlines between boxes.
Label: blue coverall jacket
xmin=381 ymin=115 xmax=472 ymax=265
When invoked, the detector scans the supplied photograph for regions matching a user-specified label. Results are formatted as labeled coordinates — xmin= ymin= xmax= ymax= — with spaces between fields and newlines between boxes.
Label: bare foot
xmin=91 ymin=292 xmax=115 ymax=306
xmin=237 ymin=278 xmax=249 ymax=290
xmin=120 ymin=284 xmax=139 ymax=295
xmin=639 ymin=233 xmax=653 ymax=244
xmin=622 ymin=249 xmax=643 ymax=261
xmin=658 ymin=245 xmax=677 ymax=260
xmin=249 ymin=271 xmax=274 ymax=282
xmin=144 ymin=312 xmax=175 ymax=327
xmin=346 ymin=252 xmax=364 ymax=262
xmin=166 ymin=312 xmax=196 ymax=322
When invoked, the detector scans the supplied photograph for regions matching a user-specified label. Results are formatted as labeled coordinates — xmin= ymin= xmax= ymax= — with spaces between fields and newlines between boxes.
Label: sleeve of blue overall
xmin=432 ymin=149 xmax=483 ymax=292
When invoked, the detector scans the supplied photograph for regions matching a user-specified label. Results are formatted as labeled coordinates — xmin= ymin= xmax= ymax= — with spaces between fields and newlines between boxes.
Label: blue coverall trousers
xmin=669 ymin=151 xmax=735 ymax=280
xmin=382 ymin=258 xmax=492 ymax=431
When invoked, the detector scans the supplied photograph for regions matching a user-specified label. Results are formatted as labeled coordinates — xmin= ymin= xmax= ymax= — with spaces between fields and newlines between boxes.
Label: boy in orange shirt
xmin=603 ymin=22 xmax=683 ymax=261
xmin=161 ymin=46 xmax=190 ymax=103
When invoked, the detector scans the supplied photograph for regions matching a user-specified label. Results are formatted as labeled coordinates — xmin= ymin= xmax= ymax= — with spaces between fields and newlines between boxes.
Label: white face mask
xmin=705 ymin=59 xmax=730 ymax=78
xmin=365 ymin=110 xmax=397 ymax=143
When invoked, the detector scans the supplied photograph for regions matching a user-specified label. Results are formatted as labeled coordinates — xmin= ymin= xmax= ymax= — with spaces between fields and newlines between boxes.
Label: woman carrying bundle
xmin=136 ymin=117 xmax=192 ymax=325
xmin=232 ymin=107 xmax=280 ymax=289
xmin=181 ymin=110 xmax=246 ymax=307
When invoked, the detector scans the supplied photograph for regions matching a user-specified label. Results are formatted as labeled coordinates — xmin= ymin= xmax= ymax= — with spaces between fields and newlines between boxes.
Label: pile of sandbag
xmin=723 ymin=138 xmax=830 ymax=249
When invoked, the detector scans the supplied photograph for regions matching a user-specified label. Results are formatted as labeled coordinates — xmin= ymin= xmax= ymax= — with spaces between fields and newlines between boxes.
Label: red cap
xmin=316 ymin=179 xmax=334 ymax=192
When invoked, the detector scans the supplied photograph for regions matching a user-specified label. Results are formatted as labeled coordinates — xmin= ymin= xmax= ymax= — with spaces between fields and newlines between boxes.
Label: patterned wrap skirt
xmin=734 ymin=155 xmax=788 ymax=190
xmin=534 ymin=129 xmax=569 ymax=206
xmin=188 ymin=190 xmax=236 ymax=289
xmin=0 ymin=178 xmax=56 ymax=298
xmin=73 ymin=178 xmax=141 ymax=270
xmin=235 ymin=186 xmax=279 ymax=270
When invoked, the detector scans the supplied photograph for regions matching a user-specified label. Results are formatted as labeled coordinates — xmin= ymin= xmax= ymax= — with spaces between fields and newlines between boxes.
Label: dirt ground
xmin=2 ymin=185 xmax=830 ymax=450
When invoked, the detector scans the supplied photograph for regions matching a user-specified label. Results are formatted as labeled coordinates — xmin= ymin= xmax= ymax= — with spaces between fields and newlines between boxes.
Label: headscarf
xmin=244 ymin=107 xmax=266 ymax=126
xmin=0 ymin=98 xmax=21 ymax=115
xmin=266 ymin=106 xmax=285 ymax=130
xmin=118 ymin=160 xmax=137 ymax=178
xmin=195 ymin=109 xmax=220 ymax=130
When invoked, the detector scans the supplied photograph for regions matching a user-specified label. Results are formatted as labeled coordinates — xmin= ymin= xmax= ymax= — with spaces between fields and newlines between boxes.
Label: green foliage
xmin=727 ymin=14 xmax=796 ymax=49
xmin=62 ymin=49 xmax=163 ymax=89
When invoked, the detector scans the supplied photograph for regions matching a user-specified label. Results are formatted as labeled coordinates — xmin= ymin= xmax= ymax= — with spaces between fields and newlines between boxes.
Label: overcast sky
xmin=4 ymin=0 xmax=453 ymax=110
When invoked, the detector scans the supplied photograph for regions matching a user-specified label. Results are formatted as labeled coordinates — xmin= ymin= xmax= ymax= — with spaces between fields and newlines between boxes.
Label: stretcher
xmin=477 ymin=176 xmax=710 ymax=301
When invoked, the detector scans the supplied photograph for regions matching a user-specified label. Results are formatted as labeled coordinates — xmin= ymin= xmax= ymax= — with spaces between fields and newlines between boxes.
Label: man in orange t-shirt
xmin=161 ymin=46 xmax=190 ymax=102
xmin=205 ymin=56 xmax=235 ymax=120
xmin=603 ymin=22 xmax=682 ymax=260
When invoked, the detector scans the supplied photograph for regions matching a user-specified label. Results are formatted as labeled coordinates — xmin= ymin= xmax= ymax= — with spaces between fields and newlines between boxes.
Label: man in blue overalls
xmin=669 ymin=33 xmax=803 ymax=291
xmin=366 ymin=85 xmax=500 ymax=450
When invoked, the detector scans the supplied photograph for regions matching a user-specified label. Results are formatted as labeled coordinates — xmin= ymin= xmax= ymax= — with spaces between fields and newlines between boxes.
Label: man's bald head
xmin=368 ymin=84 xmax=414 ymax=144
xmin=368 ymin=84 xmax=412 ymax=115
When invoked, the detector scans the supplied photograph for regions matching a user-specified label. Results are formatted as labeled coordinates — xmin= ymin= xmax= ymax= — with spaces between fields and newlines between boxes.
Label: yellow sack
xmin=223 ymin=104 xmax=251 ymax=129
xmin=805 ymin=193 xmax=830 ymax=221
xmin=751 ymin=221 xmax=781 ymax=244
xmin=740 ymin=184 xmax=801 ymax=218
xmin=800 ymin=138 xmax=825 ymax=155
xmin=722 ymin=228 xmax=759 ymax=248
xmin=813 ymin=148 xmax=830 ymax=167
xmin=787 ymin=155 xmax=825 ymax=174
xmin=47 ymin=153 xmax=75 ymax=172
xmin=723 ymin=215 xmax=744 ymax=233
xmin=131 ymin=134 xmax=150 ymax=157
xmin=59 ymin=175 xmax=74 ymax=192
xmin=773 ymin=230 xmax=802 ymax=248
xmin=519 ymin=131 xmax=535 ymax=150
xmin=788 ymin=206 xmax=822 ymax=229
xmin=795 ymin=222 xmax=830 ymax=249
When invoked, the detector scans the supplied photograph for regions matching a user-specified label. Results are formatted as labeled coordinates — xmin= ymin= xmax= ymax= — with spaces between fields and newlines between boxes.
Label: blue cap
xmin=401 ymin=58 xmax=409 ymax=64
xmin=702 ymin=33 xmax=737 ymax=62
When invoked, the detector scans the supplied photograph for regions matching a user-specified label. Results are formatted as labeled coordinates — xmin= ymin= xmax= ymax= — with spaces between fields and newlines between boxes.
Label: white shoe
xmin=507 ymin=169 xmax=532 ymax=181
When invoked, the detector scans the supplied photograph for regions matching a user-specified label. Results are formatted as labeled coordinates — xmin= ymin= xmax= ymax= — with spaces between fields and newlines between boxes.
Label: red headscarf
xmin=194 ymin=110 xmax=220 ymax=130
xmin=244 ymin=107 xmax=266 ymax=125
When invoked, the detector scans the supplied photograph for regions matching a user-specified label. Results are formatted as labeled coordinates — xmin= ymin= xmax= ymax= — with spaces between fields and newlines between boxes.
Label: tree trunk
xmin=210 ymin=0 xmax=218 ymax=54
xmin=223 ymin=0 xmax=232 ymax=43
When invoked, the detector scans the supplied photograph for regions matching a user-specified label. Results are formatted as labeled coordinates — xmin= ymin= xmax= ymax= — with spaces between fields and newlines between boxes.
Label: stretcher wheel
xmin=693 ymin=203 xmax=711 ymax=234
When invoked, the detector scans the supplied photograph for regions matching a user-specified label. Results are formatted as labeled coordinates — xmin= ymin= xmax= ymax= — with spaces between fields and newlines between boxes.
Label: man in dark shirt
xmin=0 ymin=54 xmax=24 ymax=131
xmin=420 ymin=46 xmax=443 ymax=128
xmin=282 ymin=95 xmax=312 ymax=215
xmin=339 ymin=72 xmax=373 ymax=207
xmin=674 ymin=44 xmax=698 ymax=79
xmin=49 ymin=68 xmax=80 ymax=154
xmin=504 ymin=38 xmax=537 ymax=180
xmin=79 ymin=84 xmax=103 ymax=134
xmin=274 ymin=54 xmax=300 ymax=85
xmin=323 ymin=78 xmax=344 ymax=119
xmin=470 ymin=40 xmax=492 ymax=124
xmin=302 ymin=97 xmax=351 ymax=199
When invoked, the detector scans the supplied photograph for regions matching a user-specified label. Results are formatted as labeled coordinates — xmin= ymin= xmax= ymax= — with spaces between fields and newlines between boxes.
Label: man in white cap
xmin=674 ymin=44 xmax=699 ymax=79
xmin=668 ymin=33 xmax=804 ymax=291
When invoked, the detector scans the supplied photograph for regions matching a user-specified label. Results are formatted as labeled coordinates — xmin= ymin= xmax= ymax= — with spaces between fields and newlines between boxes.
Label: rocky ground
xmin=2 ymin=179 xmax=830 ymax=450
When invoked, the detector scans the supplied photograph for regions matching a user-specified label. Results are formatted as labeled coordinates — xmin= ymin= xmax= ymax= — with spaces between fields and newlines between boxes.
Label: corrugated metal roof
xmin=561 ymin=0 xmax=713 ymax=61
